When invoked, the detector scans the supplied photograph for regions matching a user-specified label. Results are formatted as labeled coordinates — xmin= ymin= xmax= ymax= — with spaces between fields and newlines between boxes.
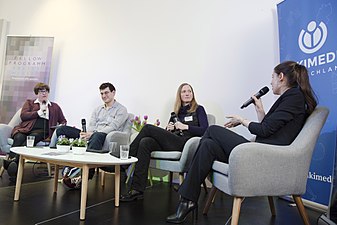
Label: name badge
xmin=184 ymin=116 xmax=193 ymax=122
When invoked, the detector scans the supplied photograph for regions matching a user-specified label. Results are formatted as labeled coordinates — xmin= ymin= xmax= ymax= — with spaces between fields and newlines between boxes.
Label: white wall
xmin=0 ymin=0 xmax=280 ymax=139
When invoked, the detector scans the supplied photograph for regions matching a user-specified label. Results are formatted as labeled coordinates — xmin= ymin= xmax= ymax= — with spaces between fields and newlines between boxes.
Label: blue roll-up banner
xmin=277 ymin=0 xmax=337 ymax=207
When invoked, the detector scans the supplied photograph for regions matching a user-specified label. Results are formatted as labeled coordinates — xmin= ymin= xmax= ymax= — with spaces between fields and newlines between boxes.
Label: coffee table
xmin=11 ymin=146 xmax=137 ymax=220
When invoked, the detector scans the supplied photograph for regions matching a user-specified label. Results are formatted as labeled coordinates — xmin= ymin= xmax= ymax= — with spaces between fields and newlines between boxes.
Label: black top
xmin=169 ymin=105 xmax=209 ymax=140
xmin=248 ymin=87 xmax=307 ymax=145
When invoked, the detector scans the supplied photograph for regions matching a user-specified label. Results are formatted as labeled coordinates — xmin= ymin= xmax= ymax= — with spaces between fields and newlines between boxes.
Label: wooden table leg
xmin=80 ymin=165 xmax=89 ymax=220
xmin=53 ymin=165 xmax=59 ymax=193
xmin=14 ymin=156 xmax=25 ymax=201
xmin=115 ymin=165 xmax=120 ymax=207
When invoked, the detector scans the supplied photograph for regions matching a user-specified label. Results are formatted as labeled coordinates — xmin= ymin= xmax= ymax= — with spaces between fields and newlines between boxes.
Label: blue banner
xmin=278 ymin=0 xmax=337 ymax=206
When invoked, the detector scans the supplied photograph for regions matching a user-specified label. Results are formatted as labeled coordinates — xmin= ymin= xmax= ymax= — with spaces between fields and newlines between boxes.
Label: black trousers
xmin=130 ymin=124 xmax=188 ymax=192
xmin=178 ymin=125 xmax=250 ymax=202
xmin=56 ymin=126 xmax=107 ymax=179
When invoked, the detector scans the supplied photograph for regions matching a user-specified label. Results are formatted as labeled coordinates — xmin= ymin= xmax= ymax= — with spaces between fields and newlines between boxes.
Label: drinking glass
xmin=120 ymin=145 xmax=129 ymax=160
xmin=26 ymin=136 xmax=35 ymax=147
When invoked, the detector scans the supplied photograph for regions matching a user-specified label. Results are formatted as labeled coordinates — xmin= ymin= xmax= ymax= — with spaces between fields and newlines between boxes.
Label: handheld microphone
xmin=240 ymin=86 xmax=269 ymax=109
xmin=81 ymin=119 xmax=87 ymax=132
xmin=170 ymin=112 xmax=183 ymax=136
xmin=42 ymin=100 xmax=47 ymax=115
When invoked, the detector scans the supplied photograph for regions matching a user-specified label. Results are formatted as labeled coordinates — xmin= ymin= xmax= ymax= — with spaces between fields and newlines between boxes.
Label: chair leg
xmin=47 ymin=163 xmax=52 ymax=177
xmin=0 ymin=155 xmax=9 ymax=177
xmin=0 ymin=166 xmax=5 ymax=177
xmin=293 ymin=195 xmax=310 ymax=225
xmin=268 ymin=196 xmax=276 ymax=216
xmin=231 ymin=197 xmax=243 ymax=225
xmin=203 ymin=186 xmax=217 ymax=215
xmin=148 ymin=169 xmax=153 ymax=186
xmin=101 ymin=169 xmax=105 ymax=187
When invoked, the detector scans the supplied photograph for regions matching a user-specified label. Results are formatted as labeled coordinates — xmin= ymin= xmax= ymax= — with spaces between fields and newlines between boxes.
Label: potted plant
xmin=56 ymin=135 xmax=71 ymax=153
xmin=71 ymin=138 xmax=87 ymax=154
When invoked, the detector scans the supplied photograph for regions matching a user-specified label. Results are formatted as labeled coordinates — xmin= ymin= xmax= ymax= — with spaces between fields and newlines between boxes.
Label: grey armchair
xmin=0 ymin=109 xmax=22 ymax=153
xmin=100 ymin=113 xmax=134 ymax=186
xmin=202 ymin=107 xmax=329 ymax=225
xmin=0 ymin=108 xmax=51 ymax=176
xmin=148 ymin=114 xmax=216 ymax=185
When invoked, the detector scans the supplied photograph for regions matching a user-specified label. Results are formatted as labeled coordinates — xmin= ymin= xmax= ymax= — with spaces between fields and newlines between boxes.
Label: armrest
xmin=179 ymin=137 xmax=201 ymax=172
xmin=0 ymin=124 xmax=13 ymax=152
xmin=102 ymin=131 xmax=131 ymax=150
xmin=227 ymin=142 xmax=307 ymax=196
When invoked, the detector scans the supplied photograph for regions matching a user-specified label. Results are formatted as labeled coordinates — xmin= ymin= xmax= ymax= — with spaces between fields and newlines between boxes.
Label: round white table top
xmin=10 ymin=146 xmax=138 ymax=165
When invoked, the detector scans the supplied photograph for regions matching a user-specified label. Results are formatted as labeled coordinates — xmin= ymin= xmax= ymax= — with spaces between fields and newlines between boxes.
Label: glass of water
xmin=26 ymin=136 xmax=35 ymax=147
xmin=120 ymin=145 xmax=129 ymax=160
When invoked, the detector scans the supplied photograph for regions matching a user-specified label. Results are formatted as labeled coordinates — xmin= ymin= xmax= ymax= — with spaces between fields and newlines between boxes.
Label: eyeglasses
xmin=38 ymin=89 xmax=48 ymax=94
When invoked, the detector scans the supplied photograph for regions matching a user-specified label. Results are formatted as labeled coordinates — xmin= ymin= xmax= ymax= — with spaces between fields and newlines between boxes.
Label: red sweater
xmin=11 ymin=99 xmax=67 ymax=139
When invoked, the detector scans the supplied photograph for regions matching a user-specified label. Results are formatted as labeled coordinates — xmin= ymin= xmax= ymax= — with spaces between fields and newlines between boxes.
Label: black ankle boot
xmin=166 ymin=198 xmax=198 ymax=224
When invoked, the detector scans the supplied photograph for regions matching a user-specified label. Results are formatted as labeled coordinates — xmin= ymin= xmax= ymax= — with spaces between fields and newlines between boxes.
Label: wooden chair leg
xmin=231 ymin=197 xmax=243 ymax=225
xmin=268 ymin=196 xmax=276 ymax=216
xmin=293 ymin=195 xmax=310 ymax=225
xmin=203 ymin=186 xmax=218 ymax=215
xmin=101 ymin=169 xmax=105 ymax=187
xmin=47 ymin=163 xmax=52 ymax=177
xmin=148 ymin=169 xmax=153 ymax=186
xmin=0 ymin=155 xmax=9 ymax=177
xmin=0 ymin=166 xmax=5 ymax=177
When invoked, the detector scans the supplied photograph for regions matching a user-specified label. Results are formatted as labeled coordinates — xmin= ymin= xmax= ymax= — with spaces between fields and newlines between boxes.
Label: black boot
xmin=166 ymin=197 xmax=198 ymax=224
xmin=6 ymin=160 xmax=18 ymax=182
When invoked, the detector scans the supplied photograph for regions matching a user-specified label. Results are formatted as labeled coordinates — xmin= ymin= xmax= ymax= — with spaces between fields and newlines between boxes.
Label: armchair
xmin=148 ymin=114 xmax=216 ymax=186
xmin=100 ymin=113 xmax=134 ymax=186
xmin=0 ymin=108 xmax=52 ymax=177
xmin=202 ymin=107 xmax=329 ymax=225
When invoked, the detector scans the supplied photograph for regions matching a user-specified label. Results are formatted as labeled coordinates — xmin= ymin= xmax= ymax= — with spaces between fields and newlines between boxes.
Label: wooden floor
xmin=0 ymin=162 xmax=324 ymax=225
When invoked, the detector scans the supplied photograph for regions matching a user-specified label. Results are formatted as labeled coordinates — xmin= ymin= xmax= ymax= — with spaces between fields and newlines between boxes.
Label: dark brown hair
xmin=274 ymin=61 xmax=317 ymax=114
xmin=99 ymin=82 xmax=115 ymax=92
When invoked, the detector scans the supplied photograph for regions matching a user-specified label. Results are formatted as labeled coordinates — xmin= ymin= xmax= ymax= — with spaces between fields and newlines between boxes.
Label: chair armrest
xmin=179 ymin=137 xmax=201 ymax=172
xmin=0 ymin=124 xmax=13 ymax=152
xmin=102 ymin=131 xmax=131 ymax=150
xmin=227 ymin=142 xmax=308 ymax=196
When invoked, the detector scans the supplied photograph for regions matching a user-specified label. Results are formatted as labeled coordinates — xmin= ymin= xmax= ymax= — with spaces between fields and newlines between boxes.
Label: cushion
xmin=212 ymin=160 xmax=229 ymax=176
xmin=150 ymin=151 xmax=182 ymax=160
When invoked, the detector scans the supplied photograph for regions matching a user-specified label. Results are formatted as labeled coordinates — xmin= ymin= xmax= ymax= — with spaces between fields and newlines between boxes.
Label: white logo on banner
xmin=298 ymin=21 xmax=328 ymax=54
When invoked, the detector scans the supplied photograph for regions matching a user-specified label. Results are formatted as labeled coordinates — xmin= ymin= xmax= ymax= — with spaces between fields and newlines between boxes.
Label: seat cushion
xmin=212 ymin=160 xmax=229 ymax=176
xmin=150 ymin=151 xmax=182 ymax=160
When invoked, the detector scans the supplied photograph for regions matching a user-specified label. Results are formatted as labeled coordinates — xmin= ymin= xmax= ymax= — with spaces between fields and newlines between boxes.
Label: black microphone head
xmin=171 ymin=112 xmax=179 ymax=122
xmin=81 ymin=119 xmax=86 ymax=132
xmin=256 ymin=86 xmax=269 ymax=98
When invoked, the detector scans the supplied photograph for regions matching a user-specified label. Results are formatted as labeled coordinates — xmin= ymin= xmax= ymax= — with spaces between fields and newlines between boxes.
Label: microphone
xmin=170 ymin=112 xmax=183 ymax=136
xmin=42 ymin=100 xmax=47 ymax=115
xmin=81 ymin=119 xmax=86 ymax=132
xmin=240 ymin=86 xmax=269 ymax=109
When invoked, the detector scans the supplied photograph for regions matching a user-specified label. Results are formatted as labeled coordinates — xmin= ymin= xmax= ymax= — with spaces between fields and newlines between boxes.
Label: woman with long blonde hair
xmin=121 ymin=83 xmax=209 ymax=202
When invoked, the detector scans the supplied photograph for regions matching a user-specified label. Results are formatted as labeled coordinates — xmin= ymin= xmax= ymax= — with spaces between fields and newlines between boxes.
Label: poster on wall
xmin=277 ymin=0 xmax=337 ymax=207
xmin=0 ymin=36 xmax=54 ymax=123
